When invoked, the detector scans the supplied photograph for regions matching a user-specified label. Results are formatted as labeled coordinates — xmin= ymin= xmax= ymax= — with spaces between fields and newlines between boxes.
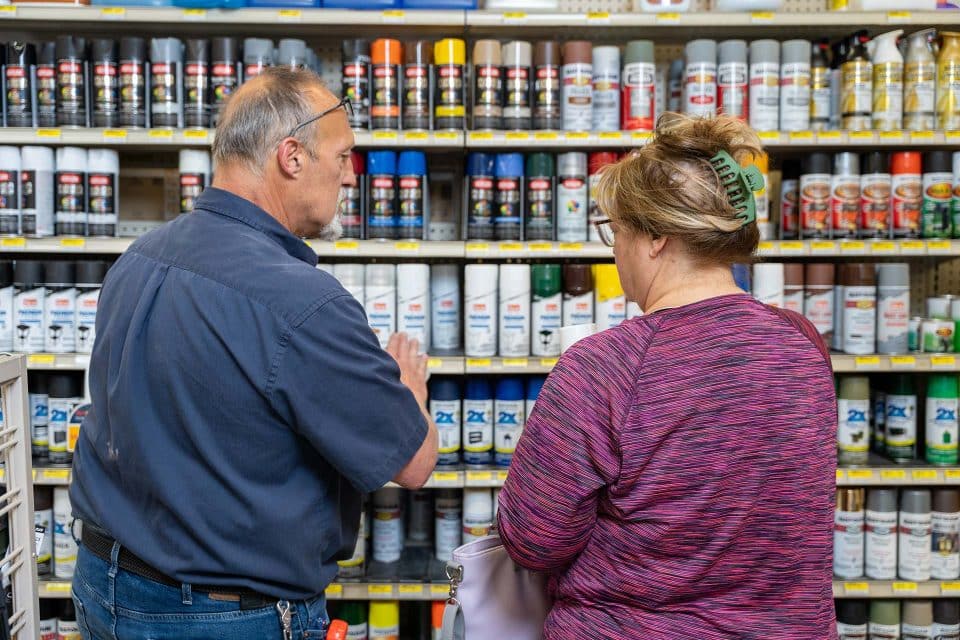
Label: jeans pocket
xmin=72 ymin=594 xmax=95 ymax=640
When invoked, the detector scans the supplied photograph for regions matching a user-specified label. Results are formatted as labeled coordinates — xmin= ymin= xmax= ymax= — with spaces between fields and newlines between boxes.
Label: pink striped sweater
xmin=498 ymin=294 xmax=838 ymax=639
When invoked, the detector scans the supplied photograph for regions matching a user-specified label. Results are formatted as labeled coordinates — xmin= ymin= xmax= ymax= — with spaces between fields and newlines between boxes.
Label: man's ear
xmin=276 ymin=138 xmax=303 ymax=179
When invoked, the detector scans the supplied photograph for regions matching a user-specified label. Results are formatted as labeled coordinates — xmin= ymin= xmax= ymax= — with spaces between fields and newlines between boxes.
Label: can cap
xmin=562 ymin=41 xmax=592 ymax=65
xmin=431 ymin=601 xmax=445 ymax=631
xmin=332 ymin=263 xmax=363 ymax=288
xmin=210 ymin=37 xmax=237 ymax=63
xmin=150 ymin=37 xmax=183 ymax=63
xmin=372 ymin=38 xmax=402 ymax=65
xmin=56 ymin=36 xmax=86 ymax=61
xmin=841 ymin=263 xmax=875 ymax=287
xmin=465 ymin=378 xmax=491 ymax=400
xmin=398 ymin=151 xmax=426 ymax=176
xmin=863 ymin=151 xmax=889 ymax=174
xmin=364 ymin=264 xmax=395 ymax=287
xmin=56 ymin=147 xmax=88 ymax=173
xmin=179 ymin=149 xmax=211 ymax=175
xmin=901 ymin=488 xmax=932 ymax=514
xmin=367 ymin=151 xmax=397 ymax=175
xmin=869 ymin=600 xmax=901 ymax=626
xmin=0 ymin=147 xmax=21 ymax=171
xmin=526 ymin=153 xmax=554 ymax=177
xmin=495 ymin=377 xmax=524 ymax=401
xmin=934 ymin=488 xmax=960 ymax=512
xmin=624 ymin=40 xmax=655 ymax=65
xmin=532 ymin=264 xmax=561 ymax=298
xmin=467 ymin=153 xmax=495 ymax=176
xmin=121 ymin=37 xmax=147 ymax=63
xmin=185 ymin=39 xmax=208 ymax=63
xmin=48 ymin=374 xmax=78 ymax=399
xmin=781 ymin=39 xmax=812 ymax=65
xmin=0 ymin=261 xmax=11 ymax=287
xmin=557 ymin=152 xmax=587 ymax=177
xmin=718 ymin=39 xmax=747 ymax=64
xmin=404 ymin=40 xmax=432 ymax=65
xmin=277 ymin=39 xmax=307 ymax=67
xmin=892 ymin=151 xmax=922 ymax=174
xmin=434 ymin=38 xmax=465 ymax=66
xmin=936 ymin=599 xmax=960 ymax=625
xmin=342 ymin=39 xmax=370 ymax=61
xmin=76 ymin=261 xmax=109 ymax=287
xmin=20 ymin=146 xmax=54 ymax=171
xmin=502 ymin=40 xmax=532 ymax=67
xmin=351 ymin=151 xmax=365 ymax=176
xmin=685 ymin=39 xmax=717 ymax=64
xmin=563 ymin=264 xmax=593 ymax=296
xmin=534 ymin=41 xmax=560 ymax=67
xmin=592 ymin=46 xmax=620 ymax=70
xmin=784 ymin=263 xmax=804 ymax=287
xmin=495 ymin=153 xmax=524 ymax=178
xmin=594 ymin=264 xmax=623 ymax=300
xmin=836 ymin=487 xmax=865 ymax=512
xmin=372 ymin=486 xmax=400 ymax=509
xmin=834 ymin=152 xmax=859 ymax=175
xmin=463 ymin=488 xmax=493 ymax=520
xmin=39 ymin=41 xmax=56 ymax=65
xmin=866 ymin=487 xmax=898 ymax=512
xmin=903 ymin=601 xmax=933 ymax=627
xmin=90 ymin=39 xmax=117 ymax=62
xmin=876 ymin=263 xmax=909 ymax=288
xmin=588 ymin=152 xmax=619 ymax=175
xmin=669 ymin=57 xmax=684 ymax=78
xmin=44 ymin=260 xmax=75 ymax=286
xmin=28 ymin=371 xmax=47 ymax=394
xmin=925 ymin=150 xmax=952 ymax=173
xmin=835 ymin=600 xmax=868 ymax=626
xmin=890 ymin=373 xmax=917 ymax=397
xmin=802 ymin=152 xmax=831 ymax=175
xmin=88 ymin=149 xmax=119 ymax=174
xmin=804 ymin=263 xmax=835 ymax=286
xmin=527 ymin=376 xmax=546 ymax=401
xmin=472 ymin=40 xmax=501 ymax=66
xmin=429 ymin=378 xmax=460 ymax=401
xmin=749 ymin=39 xmax=780 ymax=65
xmin=838 ymin=376 xmax=869 ymax=401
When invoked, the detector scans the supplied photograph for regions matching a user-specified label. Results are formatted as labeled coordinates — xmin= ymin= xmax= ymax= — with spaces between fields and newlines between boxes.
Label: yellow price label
xmin=912 ymin=131 xmax=936 ymax=141
xmin=656 ymin=12 xmax=681 ymax=20
xmin=559 ymin=242 xmax=583 ymax=251
xmin=333 ymin=240 xmax=359 ymax=251
xmin=148 ymin=129 xmax=174 ymax=139
xmin=947 ymin=131 xmax=960 ymax=142
xmin=394 ymin=241 xmax=419 ymax=251
xmin=499 ymin=242 xmax=523 ymax=251
xmin=913 ymin=469 xmax=939 ymax=481
xmin=565 ymin=132 xmax=590 ymax=140
xmin=372 ymin=131 xmax=398 ymax=141
xmin=788 ymin=131 xmax=814 ymax=141
xmin=427 ymin=358 xmax=442 ymax=370
xmin=750 ymin=11 xmax=775 ymax=20
xmin=757 ymin=241 xmax=775 ymax=253
xmin=399 ymin=584 xmax=423 ymax=595
xmin=932 ymin=355 xmax=958 ymax=368
xmin=28 ymin=354 xmax=56 ymax=366
xmin=836 ymin=469 xmax=845 ymax=482
xmin=528 ymin=242 xmax=552 ymax=251
xmin=946 ymin=469 xmax=960 ymax=481
xmin=758 ymin=131 xmax=780 ymax=142
xmin=325 ymin=584 xmax=343 ymax=597
xmin=843 ymin=582 xmax=870 ymax=594
xmin=368 ymin=585 xmax=393 ymax=596
xmin=539 ymin=358 xmax=558 ymax=368
xmin=0 ymin=6 xmax=16 ymax=15
xmin=496 ymin=470 xmax=509 ymax=483
xmin=0 ymin=469 xmax=5 ymax=481
xmin=1 ymin=237 xmax=25 ymax=248
xmin=893 ymin=581 xmax=918 ymax=593
xmin=61 ymin=238 xmax=85 ymax=248
xmin=890 ymin=356 xmax=916 ymax=368
xmin=403 ymin=131 xmax=429 ymax=141
xmin=928 ymin=240 xmax=952 ymax=252
xmin=465 ymin=242 xmax=490 ymax=251
xmin=810 ymin=241 xmax=837 ymax=251
xmin=102 ymin=129 xmax=127 ymax=140
xmin=502 ymin=358 xmax=529 ymax=367
xmin=183 ymin=130 xmax=208 ymax=140
xmin=879 ymin=131 xmax=904 ymax=141
xmin=943 ymin=581 xmax=960 ymax=593
xmin=779 ymin=241 xmax=804 ymax=252
xmin=880 ymin=469 xmax=907 ymax=480
xmin=855 ymin=356 xmax=880 ymax=369
xmin=31 ymin=469 xmax=36 ymax=480
xmin=36 ymin=129 xmax=61 ymax=139
xmin=871 ymin=241 xmax=896 ymax=253
xmin=847 ymin=469 xmax=875 ymax=480
xmin=381 ymin=9 xmax=405 ymax=20
xmin=466 ymin=358 xmax=492 ymax=368
xmin=100 ymin=7 xmax=126 ymax=17
xmin=534 ymin=131 xmax=559 ymax=140
xmin=45 ymin=582 xmax=72 ymax=593
xmin=433 ymin=471 xmax=459 ymax=483
xmin=840 ymin=241 xmax=865 ymax=252
xmin=598 ymin=131 xmax=622 ymax=140
xmin=43 ymin=469 xmax=70 ymax=481
xmin=502 ymin=11 xmax=527 ymax=20
xmin=818 ymin=131 xmax=842 ymax=142
xmin=278 ymin=8 xmax=302 ymax=20
xmin=901 ymin=240 xmax=926 ymax=251
xmin=631 ymin=132 xmax=652 ymax=143
xmin=505 ymin=131 xmax=530 ymax=141
xmin=182 ymin=8 xmax=206 ymax=19
xmin=849 ymin=131 xmax=875 ymax=141
xmin=435 ymin=132 xmax=459 ymax=141
xmin=469 ymin=131 xmax=494 ymax=141
xmin=586 ymin=10 xmax=610 ymax=20
xmin=431 ymin=584 xmax=449 ymax=596
xmin=466 ymin=471 xmax=493 ymax=482
xmin=887 ymin=10 xmax=911 ymax=21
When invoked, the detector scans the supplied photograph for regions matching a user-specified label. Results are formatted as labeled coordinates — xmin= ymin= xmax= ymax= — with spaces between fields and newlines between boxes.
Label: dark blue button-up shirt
xmin=71 ymin=187 xmax=427 ymax=599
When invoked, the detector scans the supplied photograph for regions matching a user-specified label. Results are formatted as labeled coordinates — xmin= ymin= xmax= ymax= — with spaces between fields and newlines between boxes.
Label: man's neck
xmin=212 ymin=167 xmax=298 ymax=236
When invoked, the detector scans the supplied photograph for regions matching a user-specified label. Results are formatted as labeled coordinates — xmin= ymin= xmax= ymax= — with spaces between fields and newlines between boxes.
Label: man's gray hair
xmin=212 ymin=67 xmax=329 ymax=174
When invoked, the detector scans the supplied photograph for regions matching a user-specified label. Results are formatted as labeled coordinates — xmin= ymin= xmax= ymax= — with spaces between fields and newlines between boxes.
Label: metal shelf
xmin=463 ymin=356 xmax=556 ymax=374
xmin=838 ymin=461 xmax=960 ymax=487
xmin=308 ymin=239 xmax=465 ymax=259
xmin=463 ymin=240 xmax=612 ymax=259
xmin=37 ymin=580 xmax=72 ymax=599
xmin=756 ymin=239 xmax=960 ymax=257
xmin=834 ymin=580 xmax=960 ymax=599
xmin=23 ymin=354 xmax=90 ymax=371
xmin=0 ymin=236 xmax=133 ymax=254
xmin=830 ymin=354 xmax=960 ymax=373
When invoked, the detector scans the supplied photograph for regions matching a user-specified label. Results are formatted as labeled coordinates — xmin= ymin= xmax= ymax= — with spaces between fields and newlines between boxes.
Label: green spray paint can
xmin=927 ymin=375 xmax=960 ymax=465
xmin=886 ymin=374 xmax=918 ymax=462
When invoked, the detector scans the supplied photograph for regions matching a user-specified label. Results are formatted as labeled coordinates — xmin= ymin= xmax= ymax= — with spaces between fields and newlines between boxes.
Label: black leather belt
xmin=81 ymin=524 xmax=277 ymax=610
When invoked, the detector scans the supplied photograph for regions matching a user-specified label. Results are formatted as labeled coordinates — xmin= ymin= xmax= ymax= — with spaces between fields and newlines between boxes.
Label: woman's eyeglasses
xmin=591 ymin=217 xmax=615 ymax=247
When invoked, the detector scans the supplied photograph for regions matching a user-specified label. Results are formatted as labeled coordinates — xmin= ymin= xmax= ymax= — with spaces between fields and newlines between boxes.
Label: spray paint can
xmin=339 ymin=152 xmax=364 ymax=239
xmin=0 ymin=147 xmax=21 ymax=236
xmin=472 ymin=40 xmax=502 ymax=131
xmin=369 ymin=601 xmax=400 ymax=640
xmin=150 ymin=38 xmax=183 ymax=129
xmin=527 ymin=376 xmax=545 ymax=417
xmin=751 ymin=152 xmax=771 ymax=240
xmin=865 ymin=489 xmax=898 ymax=580
xmin=464 ymin=264 xmax=497 ymax=357
xmin=182 ymin=39 xmax=209 ymax=129
xmin=75 ymin=261 xmax=106 ymax=355
xmin=887 ymin=374 xmax=918 ymax=462
xmin=36 ymin=42 xmax=57 ymax=129
xmin=935 ymin=600 xmax=960 ymax=639
xmin=810 ymin=40 xmax=831 ymax=131
xmin=90 ymin=39 xmax=118 ymax=128
xmin=532 ymin=264 xmax=562 ymax=357
xmin=556 ymin=153 xmax=587 ymax=242
xmin=430 ymin=264 xmax=460 ymax=352
xmin=834 ymin=488 xmax=865 ymax=578
xmin=55 ymin=147 xmax=87 ymax=237
xmin=21 ymin=146 xmax=54 ymax=238
xmin=622 ymin=40 xmax=655 ymax=131
xmin=904 ymin=29 xmax=936 ymax=132
xmin=28 ymin=373 xmax=48 ymax=459
xmin=780 ymin=159 xmax=800 ymax=239
xmin=654 ymin=63 xmax=668 ymax=123
xmin=337 ymin=502 xmax=365 ymax=580
xmin=35 ymin=487 xmax=52 ymax=575
xmin=800 ymin=153 xmax=831 ymax=239
xmin=836 ymin=600 xmax=868 ymax=639
xmin=594 ymin=264 xmax=625 ymax=331
xmin=463 ymin=488 xmax=493 ymax=543
xmin=893 ymin=151 xmax=923 ymax=238
xmin=533 ymin=41 xmax=561 ymax=130
xmin=53 ymin=487 xmax=75 ymax=579
xmin=397 ymin=264 xmax=429 ymax=352
xmin=276 ymin=39 xmax=306 ymax=70
xmin=47 ymin=374 xmax=78 ymax=465
xmin=749 ymin=40 xmax=780 ymax=132
xmin=588 ymin=152 xmax=619 ymax=242
xmin=668 ymin=58 xmax=683 ymax=113
xmin=118 ymin=38 xmax=147 ymax=128
xmin=903 ymin=601 xmax=934 ymax=639
xmin=364 ymin=264 xmax=396 ymax=350
xmin=434 ymin=38 xmax=466 ymax=131
xmin=334 ymin=264 xmax=364 ymax=306
xmin=55 ymin=36 xmax=87 ymax=128
xmin=44 ymin=261 xmax=76 ymax=354
xmin=783 ymin=264 xmax=803 ymax=314
xmin=780 ymin=40 xmax=811 ymax=132
xmin=838 ymin=376 xmax=870 ymax=465
xmin=494 ymin=378 xmax=524 ymax=467
xmin=833 ymin=274 xmax=845 ymax=353
xmin=407 ymin=489 xmax=432 ymax=544
xmin=430 ymin=379 xmax=461 ymax=466
xmin=876 ymin=264 xmax=910 ymax=354
xmin=871 ymin=30 xmax=904 ymax=132
xmin=0 ymin=263 xmax=11 ymax=353
xmin=367 ymin=151 xmax=397 ymax=240
xmin=933 ymin=490 xmax=960 ymax=580
xmin=242 ymin=38 xmax=273 ymax=82
xmin=494 ymin=153 xmax=523 ymax=242
xmin=372 ymin=488 xmax=402 ymax=563
xmin=209 ymin=38 xmax=238 ymax=128
xmin=717 ymin=40 xmax=748 ymax=121
xmin=954 ymin=152 xmax=960 ymax=238
xmin=841 ymin=32 xmax=872 ymax=131
xmin=591 ymin=46 xmax=620 ymax=131
xmin=900 ymin=489 xmax=933 ymax=581
xmin=463 ymin=379 xmax=493 ymax=466
xmin=938 ymin=32 xmax=960 ymax=131
xmin=39 ymin=601 xmax=56 ymax=639
xmin=499 ymin=264 xmax=530 ymax=357
xmin=684 ymin=40 xmax=717 ymax=117
xmin=832 ymin=152 xmax=860 ymax=239
xmin=752 ymin=263 xmax=784 ymax=308
xmin=842 ymin=263 xmax=876 ymax=355
xmin=860 ymin=151 xmax=892 ymax=239
xmin=561 ymin=41 xmax=593 ymax=132
xmin=402 ymin=40 xmax=432 ymax=131
xmin=501 ymin=41 xmax=532 ymax=131
xmin=562 ymin=264 xmax=594 ymax=326
xmin=923 ymin=151 xmax=954 ymax=239
xmin=371 ymin=39 xmax=402 ymax=130
xmin=927 ymin=377 xmax=960 ymax=467
xmin=466 ymin=153 xmax=495 ymax=240
xmin=87 ymin=149 xmax=118 ymax=237
xmin=525 ymin=153 xmax=555 ymax=241
xmin=434 ymin=489 xmax=461 ymax=561
xmin=803 ymin=263 xmax=834 ymax=342
xmin=6 ymin=42 xmax=36 ymax=128
xmin=342 ymin=39 xmax=370 ymax=130
xmin=178 ymin=150 xmax=211 ymax=215
xmin=397 ymin=151 xmax=425 ymax=240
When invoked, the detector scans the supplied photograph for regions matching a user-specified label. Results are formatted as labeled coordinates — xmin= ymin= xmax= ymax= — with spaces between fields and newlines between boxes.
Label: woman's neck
xmin=642 ymin=262 xmax=745 ymax=314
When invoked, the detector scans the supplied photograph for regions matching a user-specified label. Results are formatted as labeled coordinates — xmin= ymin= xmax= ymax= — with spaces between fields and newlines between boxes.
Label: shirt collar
xmin=193 ymin=187 xmax=319 ymax=267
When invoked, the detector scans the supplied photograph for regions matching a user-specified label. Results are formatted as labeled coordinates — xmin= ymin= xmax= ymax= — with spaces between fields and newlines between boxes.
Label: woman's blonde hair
xmin=594 ymin=113 xmax=763 ymax=264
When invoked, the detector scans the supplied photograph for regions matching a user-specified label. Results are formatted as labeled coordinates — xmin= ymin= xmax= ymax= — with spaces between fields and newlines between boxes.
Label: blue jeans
xmin=71 ymin=544 xmax=329 ymax=640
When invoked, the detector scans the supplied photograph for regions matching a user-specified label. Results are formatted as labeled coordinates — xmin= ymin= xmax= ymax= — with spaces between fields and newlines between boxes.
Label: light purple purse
xmin=439 ymin=535 xmax=551 ymax=640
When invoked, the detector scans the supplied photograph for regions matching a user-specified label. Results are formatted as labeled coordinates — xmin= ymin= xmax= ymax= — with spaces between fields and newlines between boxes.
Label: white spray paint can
xmin=54 ymin=487 xmax=77 ymax=579
xmin=334 ymin=263 xmax=365 ymax=307
xmin=364 ymin=264 xmax=396 ymax=349
xmin=0 ymin=263 xmax=13 ymax=352
xmin=465 ymin=264 xmax=498 ymax=357
xmin=462 ymin=488 xmax=493 ymax=544
xmin=498 ymin=264 xmax=530 ymax=357
xmin=434 ymin=489 xmax=461 ymax=562
xmin=20 ymin=146 xmax=55 ymax=238
xmin=752 ymin=263 xmax=785 ymax=308
xmin=591 ymin=46 xmax=620 ymax=131
xmin=14 ymin=260 xmax=45 ymax=354
xmin=834 ymin=488 xmax=865 ymax=579
xmin=397 ymin=263 xmax=429 ymax=354
xmin=44 ymin=261 xmax=76 ymax=354
xmin=430 ymin=264 xmax=460 ymax=352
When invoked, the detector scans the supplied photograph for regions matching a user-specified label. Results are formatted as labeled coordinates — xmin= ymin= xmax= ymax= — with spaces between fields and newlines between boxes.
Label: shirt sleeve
xmin=268 ymin=292 xmax=428 ymax=494
xmin=497 ymin=331 xmax=634 ymax=572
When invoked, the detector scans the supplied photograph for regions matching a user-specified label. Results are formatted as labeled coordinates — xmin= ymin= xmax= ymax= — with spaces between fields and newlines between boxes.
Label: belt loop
xmin=181 ymin=583 xmax=193 ymax=606
xmin=107 ymin=541 xmax=121 ymax=578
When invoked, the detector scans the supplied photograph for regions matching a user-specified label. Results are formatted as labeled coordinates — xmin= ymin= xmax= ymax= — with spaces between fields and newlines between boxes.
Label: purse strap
xmin=439 ymin=599 xmax=465 ymax=640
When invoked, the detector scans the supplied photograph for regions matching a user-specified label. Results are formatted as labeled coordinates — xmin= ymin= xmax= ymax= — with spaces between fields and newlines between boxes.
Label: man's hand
xmin=386 ymin=332 xmax=428 ymax=409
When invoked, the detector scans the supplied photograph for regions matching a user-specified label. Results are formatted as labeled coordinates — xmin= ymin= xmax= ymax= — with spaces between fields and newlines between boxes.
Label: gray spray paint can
xmin=899 ymin=489 xmax=933 ymax=582
xmin=877 ymin=263 xmax=910 ymax=354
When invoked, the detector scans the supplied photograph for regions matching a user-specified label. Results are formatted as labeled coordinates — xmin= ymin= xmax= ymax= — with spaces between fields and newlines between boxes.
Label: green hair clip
xmin=709 ymin=150 xmax=764 ymax=228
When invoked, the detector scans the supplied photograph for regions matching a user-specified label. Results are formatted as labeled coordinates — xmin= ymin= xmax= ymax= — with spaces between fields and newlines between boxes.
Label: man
xmin=69 ymin=67 xmax=438 ymax=639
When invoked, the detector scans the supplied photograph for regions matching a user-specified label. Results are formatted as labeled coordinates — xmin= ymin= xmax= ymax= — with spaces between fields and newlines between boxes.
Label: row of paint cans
xmin=34 ymin=486 xmax=80 ymax=579
xmin=429 ymin=376 xmax=545 ymax=468
xmin=836 ymin=599 xmax=959 ymax=640
xmin=38 ymin=600 xmax=81 ymax=640
xmin=907 ymin=295 xmax=960 ymax=355
xmin=27 ymin=371 xmax=87 ymax=465
xmin=834 ymin=488 xmax=960 ymax=583
xmin=328 ymin=601 xmax=446 ymax=640
xmin=0 ymin=260 xmax=109 ymax=355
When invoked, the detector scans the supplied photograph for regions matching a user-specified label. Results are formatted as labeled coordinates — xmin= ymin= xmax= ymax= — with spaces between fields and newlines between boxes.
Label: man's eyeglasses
xmin=591 ymin=217 xmax=615 ymax=247
xmin=286 ymin=97 xmax=354 ymax=138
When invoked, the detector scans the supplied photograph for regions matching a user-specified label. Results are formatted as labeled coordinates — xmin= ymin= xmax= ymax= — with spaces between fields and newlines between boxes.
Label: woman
xmin=497 ymin=114 xmax=837 ymax=639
